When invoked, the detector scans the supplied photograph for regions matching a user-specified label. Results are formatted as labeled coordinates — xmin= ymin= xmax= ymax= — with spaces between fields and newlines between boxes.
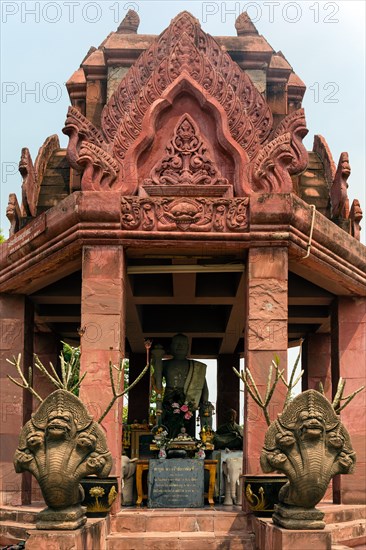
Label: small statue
xmin=260 ymin=390 xmax=356 ymax=529
xmin=152 ymin=334 xmax=213 ymax=437
xmin=121 ymin=456 xmax=138 ymax=506
xmin=14 ymin=390 xmax=112 ymax=529
xmin=213 ymin=409 xmax=243 ymax=450
xmin=223 ymin=456 xmax=243 ymax=506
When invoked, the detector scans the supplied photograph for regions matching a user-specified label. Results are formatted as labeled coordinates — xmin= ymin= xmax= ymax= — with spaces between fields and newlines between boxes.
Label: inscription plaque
xmin=148 ymin=459 xmax=204 ymax=508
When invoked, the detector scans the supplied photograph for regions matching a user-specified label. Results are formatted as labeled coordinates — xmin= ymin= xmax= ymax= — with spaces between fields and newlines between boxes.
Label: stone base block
xmin=36 ymin=505 xmax=87 ymax=530
xmin=273 ymin=503 xmax=325 ymax=530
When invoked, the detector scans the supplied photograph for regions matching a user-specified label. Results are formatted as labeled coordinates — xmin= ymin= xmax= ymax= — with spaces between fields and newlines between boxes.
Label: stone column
xmin=127 ymin=352 xmax=150 ymax=424
xmin=331 ymin=297 xmax=366 ymax=504
xmin=0 ymin=295 xmax=33 ymax=505
xmin=79 ymin=246 xmax=125 ymax=507
xmin=244 ymin=248 xmax=288 ymax=474
xmin=216 ymin=354 xmax=240 ymax=427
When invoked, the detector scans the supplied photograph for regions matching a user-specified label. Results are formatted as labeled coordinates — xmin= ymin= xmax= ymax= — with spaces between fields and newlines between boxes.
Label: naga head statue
xmin=260 ymin=389 xmax=356 ymax=529
xmin=14 ymin=389 xmax=112 ymax=529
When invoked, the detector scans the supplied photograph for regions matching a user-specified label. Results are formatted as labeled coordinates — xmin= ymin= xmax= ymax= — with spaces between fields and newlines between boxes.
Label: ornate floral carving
xmin=62 ymin=11 xmax=308 ymax=196
xmin=101 ymin=11 xmax=272 ymax=163
xmin=261 ymin=389 xmax=355 ymax=529
xmin=144 ymin=115 xmax=228 ymax=187
xmin=331 ymin=152 xmax=350 ymax=219
xmin=14 ymin=389 xmax=112 ymax=529
xmin=19 ymin=134 xmax=60 ymax=218
xmin=121 ymin=197 xmax=249 ymax=232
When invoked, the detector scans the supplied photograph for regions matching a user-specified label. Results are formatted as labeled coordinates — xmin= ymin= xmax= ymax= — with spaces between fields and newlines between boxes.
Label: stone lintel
xmin=0 ymin=193 xmax=365 ymax=297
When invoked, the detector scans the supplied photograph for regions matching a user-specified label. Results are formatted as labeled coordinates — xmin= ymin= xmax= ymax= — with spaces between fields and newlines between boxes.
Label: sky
xmin=1 ymin=1 xmax=365 ymax=241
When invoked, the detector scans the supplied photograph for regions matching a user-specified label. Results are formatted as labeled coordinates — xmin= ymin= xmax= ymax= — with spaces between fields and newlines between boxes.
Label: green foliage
xmin=61 ymin=342 xmax=81 ymax=396
xmin=0 ymin=229 xmax=6 ymax=243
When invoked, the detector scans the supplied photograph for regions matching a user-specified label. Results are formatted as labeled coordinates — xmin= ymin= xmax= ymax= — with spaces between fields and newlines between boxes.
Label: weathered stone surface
xmin=247 ymin=279 xmax=288 ymax=320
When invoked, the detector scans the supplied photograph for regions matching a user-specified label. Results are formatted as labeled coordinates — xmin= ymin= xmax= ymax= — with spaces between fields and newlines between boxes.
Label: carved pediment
xmin=142 ymin=114 xmax=230 ymax=197
xmin=63 ymin=11 xmax=308 ymax=200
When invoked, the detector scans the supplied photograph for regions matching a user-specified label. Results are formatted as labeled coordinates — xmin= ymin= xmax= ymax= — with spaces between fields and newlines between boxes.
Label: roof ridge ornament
xmin=235 ymin=12 xmax=259 ymax=36
xmin=117 ymin=9 xmax=140 ymax=34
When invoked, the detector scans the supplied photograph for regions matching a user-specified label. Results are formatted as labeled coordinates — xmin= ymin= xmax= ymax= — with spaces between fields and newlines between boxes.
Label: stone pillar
xmin=0 ymin=295 xmax=33 ymax=505
xmin=216 ymin=354 xmax=240 ymax=427
xmin=302 ymin=334 xmax=332 ymax=399
xmin=244 ymin=248 xmax=288 ymax=474
xmin=331 ymin=297 xmax=366 ymax=504
xmin=80 ymin=246 xmax=125 ymax=507
xmin=127 ymin=352 xmax=150 ymax=424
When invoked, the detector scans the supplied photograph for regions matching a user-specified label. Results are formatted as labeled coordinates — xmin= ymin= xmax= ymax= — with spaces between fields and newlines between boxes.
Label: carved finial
xmin=6 ymin=193 xmax=21 ymax=236
xmin=349 ymin=199 xmax=363 ymax=241
xmin=235 ymin=12 xmax=259 ymax=36
xmin=117 ymin=9 xmax=140 ymax=34
xmin=331 ymin=152 xmax=350 ymax=219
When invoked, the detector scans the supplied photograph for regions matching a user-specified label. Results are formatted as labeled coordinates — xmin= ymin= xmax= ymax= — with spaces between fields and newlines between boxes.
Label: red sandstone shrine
xmin=1 ymin=10 xmax=365 ymax=550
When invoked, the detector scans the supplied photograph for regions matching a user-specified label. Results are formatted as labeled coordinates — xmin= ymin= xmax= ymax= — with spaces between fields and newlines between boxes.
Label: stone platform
xmin=1 ymin=503 xmax=365 ymax=549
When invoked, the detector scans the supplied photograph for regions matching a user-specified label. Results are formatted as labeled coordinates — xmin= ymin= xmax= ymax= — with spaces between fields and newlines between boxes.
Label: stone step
xmin=327 ymin=518 xmax=366 ymax=547
xmin=0 ymin=519 xmax=33 ymax=547
xmin=320 ymin=505 xmax=366 ymax=525
xmin=0 ymin=505 xmax=42 ymax=525
xmin=106 ymin=531 xmax=255 ymax=550
xmin=110 ymin=509 xmax=248 ymax=534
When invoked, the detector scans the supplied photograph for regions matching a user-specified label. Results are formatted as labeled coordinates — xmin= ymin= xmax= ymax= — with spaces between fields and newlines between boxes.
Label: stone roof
xmin=6 ymin=11 xmax=362 ymax=244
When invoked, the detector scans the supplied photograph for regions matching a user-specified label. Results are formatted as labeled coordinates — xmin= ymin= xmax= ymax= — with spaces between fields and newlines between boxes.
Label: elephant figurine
xmin=121 ymin=456 xmax=138 ymax=506
xmin=223 ymin=456 xmax=243 ymax=506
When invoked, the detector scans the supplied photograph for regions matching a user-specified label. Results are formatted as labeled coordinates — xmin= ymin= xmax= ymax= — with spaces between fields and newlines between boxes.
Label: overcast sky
xmin=1 ymin=0 xmax=365 ymax=244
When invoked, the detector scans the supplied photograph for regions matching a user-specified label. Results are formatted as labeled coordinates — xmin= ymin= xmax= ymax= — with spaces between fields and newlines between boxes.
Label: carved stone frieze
xmin=144 ymin=114 xmax=228 ymax=187
xmin=121 ymin=197 xmax=249 ymax=232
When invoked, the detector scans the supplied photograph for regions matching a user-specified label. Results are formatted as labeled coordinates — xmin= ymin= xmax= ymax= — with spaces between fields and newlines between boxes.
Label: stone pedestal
xmin=272 ymin=503 xmax=325 ymax=530
xmin=244 ymin=248 xmax=288 ymax=474
xmin=36 ymin=505 xmax=87 ymax=530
